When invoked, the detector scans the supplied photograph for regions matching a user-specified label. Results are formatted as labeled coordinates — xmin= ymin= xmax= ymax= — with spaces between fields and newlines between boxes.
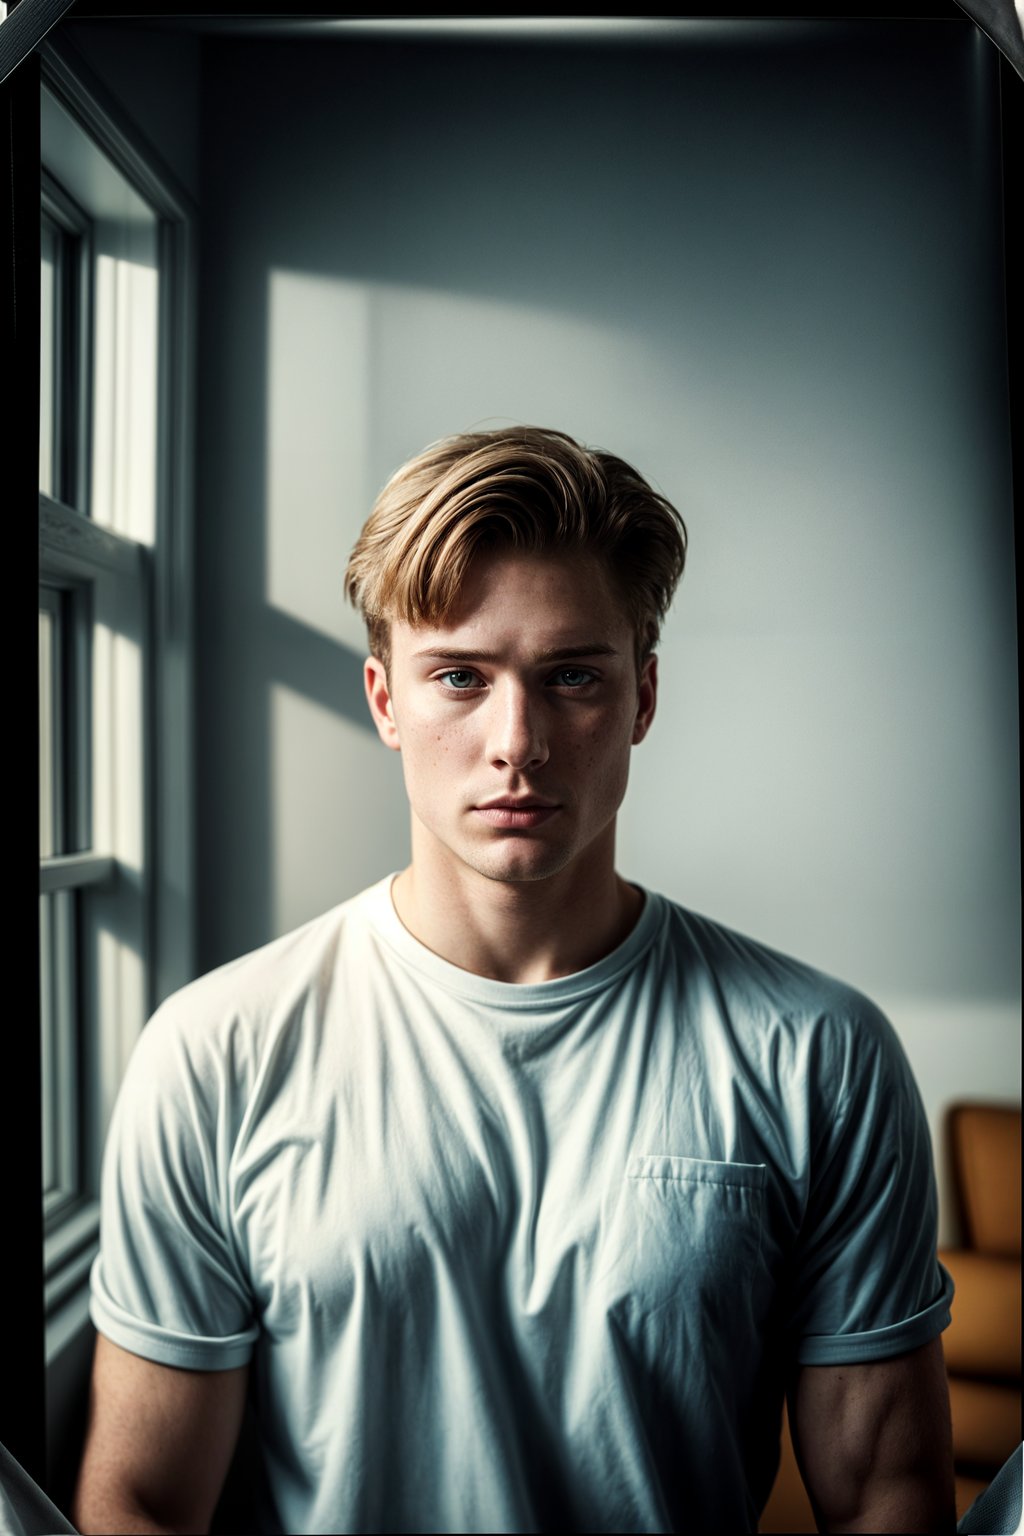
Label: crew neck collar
xmin=362 ymin=872 xmax=664 ymax=1011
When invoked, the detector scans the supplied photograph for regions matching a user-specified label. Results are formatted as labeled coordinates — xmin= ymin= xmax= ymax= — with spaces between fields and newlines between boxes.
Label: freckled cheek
xmin=403 ymin=718 xmax=477 ymax=775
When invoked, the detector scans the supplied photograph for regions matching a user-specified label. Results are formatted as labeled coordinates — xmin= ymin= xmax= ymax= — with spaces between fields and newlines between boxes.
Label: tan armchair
xmin=938 ymin=1101 xmax=1021 ymax=1519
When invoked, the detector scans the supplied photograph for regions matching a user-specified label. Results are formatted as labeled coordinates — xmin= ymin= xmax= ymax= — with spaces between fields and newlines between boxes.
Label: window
xmin=37 ymin=42 xmax=195 ymax=1368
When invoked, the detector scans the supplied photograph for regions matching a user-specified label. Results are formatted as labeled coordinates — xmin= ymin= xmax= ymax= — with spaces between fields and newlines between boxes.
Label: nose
xmin=486 ymin=679 xmax=550 ymax=772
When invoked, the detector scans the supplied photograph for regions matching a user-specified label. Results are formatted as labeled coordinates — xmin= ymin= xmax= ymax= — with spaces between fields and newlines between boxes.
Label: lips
xmin=477 ymin=799 xmax=558 ymax=811
xmin=473 ymin=802 xmax=560 ymax=829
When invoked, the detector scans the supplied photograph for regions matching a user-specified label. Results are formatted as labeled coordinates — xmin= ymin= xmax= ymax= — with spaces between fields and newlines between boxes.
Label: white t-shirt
xmin=90 ymin=875 xmax=953 ymax=1534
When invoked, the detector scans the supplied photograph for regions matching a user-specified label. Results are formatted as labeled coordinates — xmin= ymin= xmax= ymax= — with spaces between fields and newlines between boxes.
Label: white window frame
xmin=37 ymin=35 xmax=197 ymax=1387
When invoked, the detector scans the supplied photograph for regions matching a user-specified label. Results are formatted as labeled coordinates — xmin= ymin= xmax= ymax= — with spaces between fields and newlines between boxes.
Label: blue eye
xmin=436 ymin=667 xmax=596 ymax=693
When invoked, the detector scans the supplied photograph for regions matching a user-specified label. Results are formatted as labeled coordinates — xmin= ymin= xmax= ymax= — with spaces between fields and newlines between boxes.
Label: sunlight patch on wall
xmin=364 ymin=282 xmax=652 ymax=475
xmin=266 ymin=269 xmax=373 ymax=654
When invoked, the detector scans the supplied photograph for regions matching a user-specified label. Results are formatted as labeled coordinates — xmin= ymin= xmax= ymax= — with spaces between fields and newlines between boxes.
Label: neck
xmin=391 ymin=838 xmax=643 ymax=985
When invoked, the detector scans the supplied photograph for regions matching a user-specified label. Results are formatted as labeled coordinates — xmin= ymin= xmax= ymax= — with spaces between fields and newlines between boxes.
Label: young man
xmin=74 ymin=427 xmax=956 ymax=1534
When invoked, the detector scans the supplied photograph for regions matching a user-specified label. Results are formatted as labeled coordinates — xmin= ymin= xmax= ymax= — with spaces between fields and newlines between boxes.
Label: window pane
xmin=39 ymin=605 xmax=54 ymax=859
xmin=41 ymin=889 xmax=78 ymax=1215
xmin=39 ymin=589 xmax=67 ymax=855
xmin=41 ymin=86 xmax=161 ymax=542
xmin=40 ymin=894 xmax=56 ymax=1196
xmin=39 ymin=220 xmax=57 ymax=497
xmin=92 ymin=241 xmax=159 ymax=543
xmin=54 ymin=889 xmax=78 ymax=1200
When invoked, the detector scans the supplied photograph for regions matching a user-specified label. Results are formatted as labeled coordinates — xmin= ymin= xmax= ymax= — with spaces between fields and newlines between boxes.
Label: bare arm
xmin=788 ymin=1335 xmax=956 ymax=1534
xmin=71 ymin=1333 xmax=250 ymax=1535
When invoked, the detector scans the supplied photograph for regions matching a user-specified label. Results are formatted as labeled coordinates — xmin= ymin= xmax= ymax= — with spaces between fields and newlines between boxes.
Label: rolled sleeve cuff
xmin=795 ymin=1260 xmax=955 ymax=1366
xmin=90 ymin=1253 xmax=259 ymax=1372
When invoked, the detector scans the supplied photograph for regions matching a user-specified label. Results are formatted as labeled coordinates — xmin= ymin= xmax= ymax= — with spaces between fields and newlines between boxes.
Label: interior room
xmin=10 ymin=6 xmax=1021 ymax=1532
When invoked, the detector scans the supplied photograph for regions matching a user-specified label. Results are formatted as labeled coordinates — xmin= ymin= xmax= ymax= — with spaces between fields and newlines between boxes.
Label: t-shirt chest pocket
xmin=597 ymin=1154 xmax=767 ymax=1328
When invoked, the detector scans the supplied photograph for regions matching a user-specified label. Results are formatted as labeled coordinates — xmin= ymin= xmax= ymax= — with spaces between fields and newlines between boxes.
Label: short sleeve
xmin=90 ymin=1001 xmax=259 ymax=1371
xmin=787 ymin=1000 xmax=953 ymax=1365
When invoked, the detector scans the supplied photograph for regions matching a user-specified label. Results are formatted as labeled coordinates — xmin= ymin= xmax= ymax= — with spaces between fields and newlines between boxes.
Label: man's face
xmin=364 ymin=546 xmax=657 ymax=889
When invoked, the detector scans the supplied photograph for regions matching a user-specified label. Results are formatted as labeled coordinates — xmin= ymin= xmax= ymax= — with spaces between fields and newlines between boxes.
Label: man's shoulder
xmin=139 ymin=874 xmax=393 ymax=1066
xmin=655 ymin=894 xmax=896 ymax=1058
xmin=649 ymin=896 xmax=920 ymax=1145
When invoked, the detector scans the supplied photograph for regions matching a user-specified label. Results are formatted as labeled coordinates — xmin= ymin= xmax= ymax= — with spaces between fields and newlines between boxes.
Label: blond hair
xmin=344 ymin=425 xmax=687 ymax=679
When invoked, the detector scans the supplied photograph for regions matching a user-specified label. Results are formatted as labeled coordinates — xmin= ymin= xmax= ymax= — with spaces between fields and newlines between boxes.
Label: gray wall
xmin=61 ymin=20 xmax=201 ymax=202
xmin=187 ymin=24 xmax=1019 ymax=1230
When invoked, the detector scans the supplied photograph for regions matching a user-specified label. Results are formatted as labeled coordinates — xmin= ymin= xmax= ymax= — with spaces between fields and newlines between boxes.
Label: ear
xmin=632 ymin=653 xmax=658 ymax=746
xmin=364 ymin=656 xmax=401 ymax=751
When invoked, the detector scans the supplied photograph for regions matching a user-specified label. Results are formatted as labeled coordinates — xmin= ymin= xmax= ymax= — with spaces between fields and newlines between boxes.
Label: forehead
xmin=396 ymin=547 xmax=632 ymax=652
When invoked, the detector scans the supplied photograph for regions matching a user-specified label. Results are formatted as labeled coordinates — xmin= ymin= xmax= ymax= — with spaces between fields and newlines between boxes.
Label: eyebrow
xmin=412 ymin=643 xmax=622 ymax=664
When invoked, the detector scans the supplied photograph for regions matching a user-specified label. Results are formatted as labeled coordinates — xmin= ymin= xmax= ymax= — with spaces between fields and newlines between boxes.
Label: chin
xmin=473 ymin=847 xmax=576 ymax=885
